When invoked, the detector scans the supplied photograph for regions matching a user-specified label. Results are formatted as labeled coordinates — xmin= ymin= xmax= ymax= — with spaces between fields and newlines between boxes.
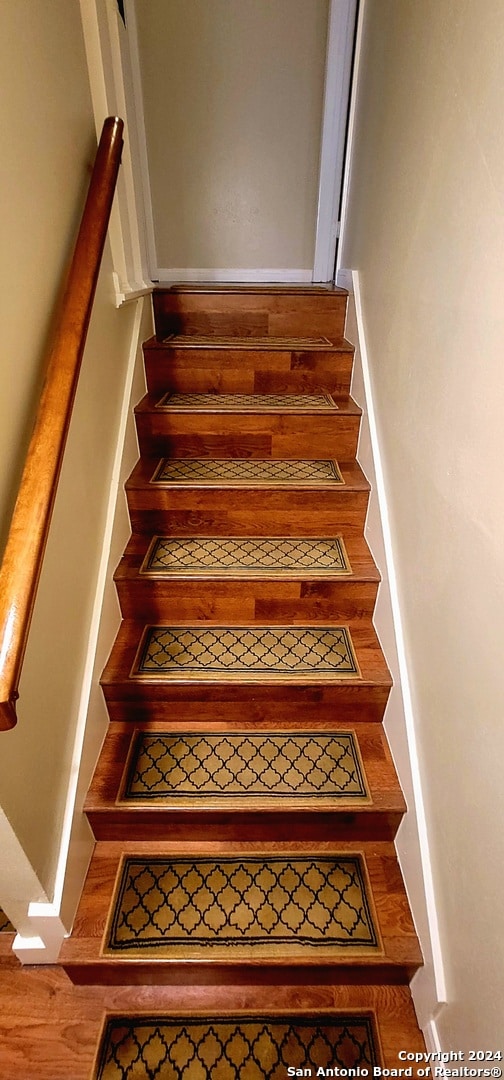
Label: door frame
xmin=313 ymin=0 xmax=358 ymax=282
xmin=81 ymin=0 xmax=357 ymax=289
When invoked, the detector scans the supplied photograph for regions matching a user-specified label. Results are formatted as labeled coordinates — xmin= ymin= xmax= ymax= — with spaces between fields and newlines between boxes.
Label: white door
xmin=131 ymin=0 xmax=356 ymax=283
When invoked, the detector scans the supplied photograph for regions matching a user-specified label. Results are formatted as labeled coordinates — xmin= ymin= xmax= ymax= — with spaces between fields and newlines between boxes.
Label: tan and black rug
xmin=150 ymin=458 xmax=344 ymax=485
xmin=94 ymin=1013 xmax=379 ymax=1079
xmin=131 ymin=626 xmax=360 ymax=681
xmin=140 ymin=536 xmax=351 ymax=577
xmin=103 ymin=855 xmax=379 ymax=958
xmin=155 ymin=392 xmax=338 ymax=411
xmin=163 ymin=333 xmax=334 ymax=349
xmin=120 ymin=731 xmax=368 ymax=806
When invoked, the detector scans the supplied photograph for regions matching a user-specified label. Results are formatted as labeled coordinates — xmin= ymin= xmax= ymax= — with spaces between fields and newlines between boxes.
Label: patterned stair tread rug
xmin=103 ymin=855 xmax=380 ymax=958
xmin=150 ymin=458 xmax=344 ymax=486
xmin=155 ymin=391 xmax=338 ymax=411
xmin=0 ymin=908 xmax=14 ymax=933
xmin=163 ymin=333 xmax=334 ymax=348
xmin=119 ymin=731 xmax=370 ymax=806
xmin=140 ymin=536 xmax=352 ymax=577
xmin=131 ymin=626 xmax=360 ymax=681
xmin=94 ymin=1013 xmax=380 ymax=1080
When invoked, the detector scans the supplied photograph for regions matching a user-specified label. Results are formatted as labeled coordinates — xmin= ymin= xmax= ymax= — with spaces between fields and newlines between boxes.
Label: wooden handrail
xmin=0 ymin=117 xmax=124 ymax=731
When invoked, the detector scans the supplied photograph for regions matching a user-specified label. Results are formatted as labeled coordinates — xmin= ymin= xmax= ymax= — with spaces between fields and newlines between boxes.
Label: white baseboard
xmin=154 ymin=268 xmax=314 ymax=284
xmin=345 ymin=268 xmax=447 ymax=1033
xmin=423 ymin=1016 xmax=443 ymax=1054
xmin=7 ymin=297 xmax=152 ymax=965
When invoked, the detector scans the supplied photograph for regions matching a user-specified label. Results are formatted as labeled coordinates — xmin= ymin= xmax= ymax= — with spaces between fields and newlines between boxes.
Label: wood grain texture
xmin=85 ymin=721 xmax=405 ymax=842
xmin=152 ymin=286 xmax=348 ymax=340
xmin=144 ymin=338 xmax=355 ymax=397
xmin=125 ymin=457 xmax=370 ymax=536
xmin=114 ymin=532 xmax=380 ymax=622
xmin=0 ymin=117 xmax=124 ymax=731
xmin=134 ymin=393 xmax=361 ymax=459
xmin=0 ymin=964 xmax=424 ymax=1080
xmin=60 ymin=839 xmax=422 ymax=985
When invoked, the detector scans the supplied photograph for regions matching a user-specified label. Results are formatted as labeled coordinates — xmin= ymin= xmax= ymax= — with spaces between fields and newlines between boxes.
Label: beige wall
xmin=135 ymin=0 xmax=328 ymax=271
xmin=0 ymin=0 xmax=148 ymax=901
xmin=341 ymin=0 xmax=504 ymax=1047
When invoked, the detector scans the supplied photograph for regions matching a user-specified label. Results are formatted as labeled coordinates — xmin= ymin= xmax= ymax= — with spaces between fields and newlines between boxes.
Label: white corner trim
xmin=47 ymin=298 xmax=145 ymax=927
xmin=112 ymin=271 xmax=152 ymax=307
xmin=314 ymin=0 xmax=357 ymax=282
xmin=349 ymin=268 xmax=447 ymax=1022
xmin=154 ymin=268 xmax=313 ymax=284
xmin=13 ymin=934 xmax=64 ymax=965
xmin=335 ymin=267 xmax=353 ymax=292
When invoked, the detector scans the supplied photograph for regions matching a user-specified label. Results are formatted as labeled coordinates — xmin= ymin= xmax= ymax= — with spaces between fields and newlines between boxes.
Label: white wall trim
xmin=346 ymin=269 xmax=447 ymax=1032
xmin=125 ymin=0 xmax=159 ymax=281
xmin=46 ymin=298 xmax=145 ymax=928
xmin=7 ymin=298 xmax=149 ymax=964
xmin=154 ymin=268 xmax=313 ymax=284
xmin=314 ymin=0 xmax=357 ymax=282
xmin=79 ymin=0 xmax=153 ymax=302
xmin=335 ymin=0 xmax=367 ymax=277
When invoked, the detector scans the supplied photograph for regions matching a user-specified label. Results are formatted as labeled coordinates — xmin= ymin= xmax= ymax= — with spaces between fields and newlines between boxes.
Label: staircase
xmin=60 ymin=285 xmax=425 ymax=1075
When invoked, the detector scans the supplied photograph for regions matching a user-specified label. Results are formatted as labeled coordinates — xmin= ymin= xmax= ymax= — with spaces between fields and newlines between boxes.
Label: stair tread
xmin=162 ymin=284 xmax=348 ymax=295
xmin=118 ymin=533 xmax=380 ymax=582
xmin=163 ymin=334 xmax=342 ymax=350
xmin=135 ymin=390 xmax=360 ymax=414
xmin=101 ymin=620 xmax=392 ymax=689
xmin=60 ymin=839 xmax=421 ymax=974
xmin=126 ymin=456 xmax=370 ymax=490
xmin=144 ymin=332 xmax=354 ymax=352
xmin=86 ymin=722 xmax=405 ymax=816
xmin=136 ymin=391 xmax=361 ymax=415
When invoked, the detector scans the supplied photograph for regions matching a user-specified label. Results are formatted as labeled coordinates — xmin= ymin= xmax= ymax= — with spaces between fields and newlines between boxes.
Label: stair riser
xmin=135 ymin=413 xmax=360 ymax=460
xmin=152 ymin=291 xmax=347 ymax=340
xmin=102 ymin=685 xmax=391 ymax=725
xmin=87 ymin=810 xmax=403 ymax=843
xmin=127 ymin=493 xmax=369 ymax=537
xmin=144 ymin=347 xmax=353 ymax=397
xmin=63 ymin=961 xmax=416 ymax=987
xmin=115 ymin=578 xmax=379 ymax=622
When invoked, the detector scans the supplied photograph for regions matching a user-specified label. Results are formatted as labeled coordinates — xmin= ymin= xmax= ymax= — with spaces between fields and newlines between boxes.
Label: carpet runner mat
xmin=150 ymin=458 xmax=344 ymax=486
xmin=119 ymin=731 xmax=369 ymax=805
xmin=163 ymin=333 xmax=333 ymax=349
xmin=94 ymin=1013 xmax=379 ymax=1079
xmin=103 ymin=855 xmax=380 ymax=958
xmin=131 ymin=626 xmax=360 ymax=681
xmin=0 ymin=908 xmax=14 ymax=933
xmin=140 ymin=536 xmax=352 ymax=577
xmin=155 ymin=391 xmax=338 ymax=411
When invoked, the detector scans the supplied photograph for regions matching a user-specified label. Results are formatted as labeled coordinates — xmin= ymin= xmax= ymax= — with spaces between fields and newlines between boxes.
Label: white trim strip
xmin=154 ymin=269 xmax=313 ymax=284
xmin=49 ymin=298 xmax=145 ymax=922
xmin=350 ymin=269 xmax=447 ymax=1015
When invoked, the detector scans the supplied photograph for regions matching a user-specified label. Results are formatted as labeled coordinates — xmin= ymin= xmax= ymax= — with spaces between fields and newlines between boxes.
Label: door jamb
xmin=313 ymin=0 xmax=358 ymax=283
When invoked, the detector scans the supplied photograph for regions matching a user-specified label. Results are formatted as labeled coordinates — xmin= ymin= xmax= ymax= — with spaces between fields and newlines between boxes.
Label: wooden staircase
xmin=60 ymin=284 xmax=425 ymax=1071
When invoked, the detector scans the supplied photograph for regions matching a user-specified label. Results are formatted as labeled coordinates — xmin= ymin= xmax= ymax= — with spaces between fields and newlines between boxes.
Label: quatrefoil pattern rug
xmin=120 ymin=731 xmax=368 ymax=805
xmin=150 ymin=458 xmax=344 ymax=485
xmin=155 ymin=392 xmax=338 ymax=410
xmin=132 ymin=626 xmax=360 ymax=681
xmin=94 ymin=1014 xmax=379 ymax=1079
xmin=104 ymin=856 xmax=379 ymax=958
xmin=140 ymin=536 xmax=351 ymax=577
